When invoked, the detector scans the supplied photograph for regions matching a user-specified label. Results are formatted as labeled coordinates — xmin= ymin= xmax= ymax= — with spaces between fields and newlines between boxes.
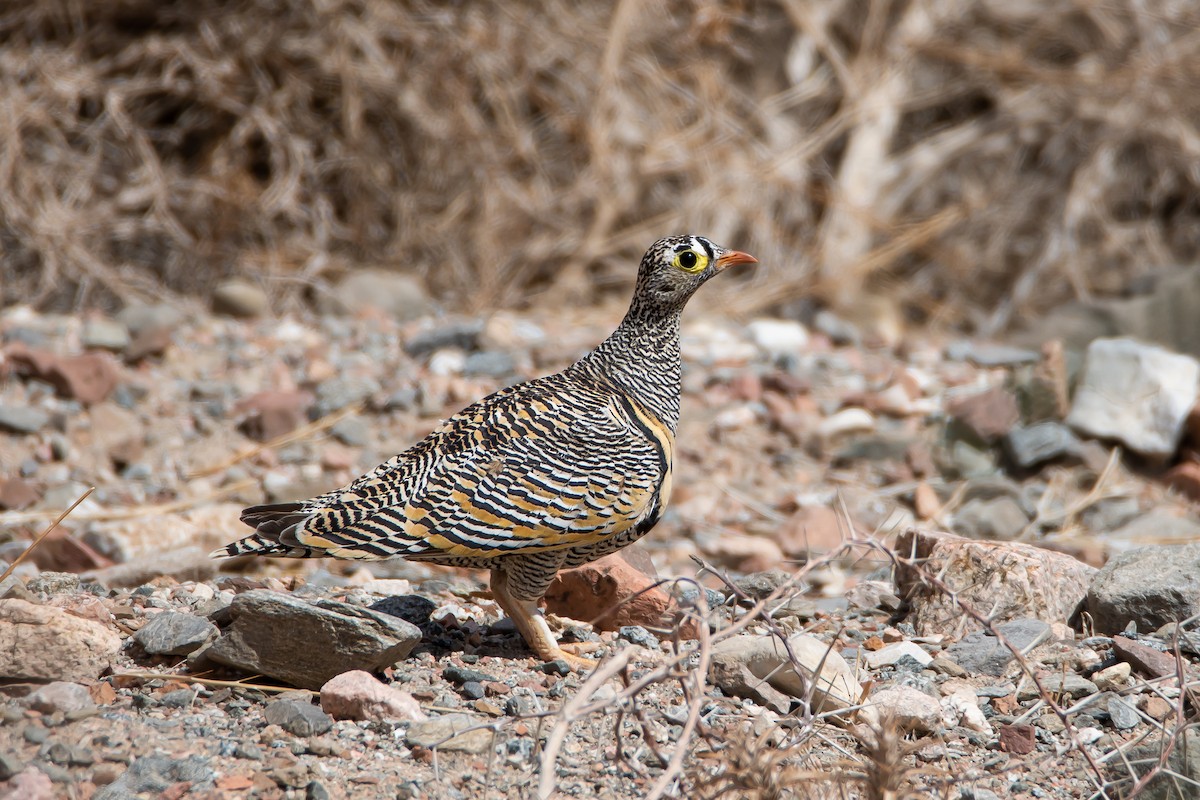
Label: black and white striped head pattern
xmin=629 ymin=235 xmax=757 ymax=318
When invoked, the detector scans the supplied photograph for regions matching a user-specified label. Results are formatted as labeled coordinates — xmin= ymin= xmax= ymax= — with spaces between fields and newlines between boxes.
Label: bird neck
xmin=573 ymin=305 xmax=683 ymax=433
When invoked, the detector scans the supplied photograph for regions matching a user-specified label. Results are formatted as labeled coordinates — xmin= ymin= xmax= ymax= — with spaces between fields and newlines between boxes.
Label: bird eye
xmin=672 ymin=249 xmax=707 ymax=272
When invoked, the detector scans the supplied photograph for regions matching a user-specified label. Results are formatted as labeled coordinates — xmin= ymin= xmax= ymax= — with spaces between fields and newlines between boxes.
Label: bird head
xmin=633 ymin=235 xmax=758 ymax=313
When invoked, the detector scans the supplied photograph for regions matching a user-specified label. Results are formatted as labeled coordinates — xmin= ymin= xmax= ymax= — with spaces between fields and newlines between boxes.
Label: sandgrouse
xmin=213 ymin=235 xmax=757 ymax=667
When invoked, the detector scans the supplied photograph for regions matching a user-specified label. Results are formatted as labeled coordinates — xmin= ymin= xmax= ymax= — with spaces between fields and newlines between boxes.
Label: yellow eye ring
xmin=672 ymin=250 xmax=708 ymax=272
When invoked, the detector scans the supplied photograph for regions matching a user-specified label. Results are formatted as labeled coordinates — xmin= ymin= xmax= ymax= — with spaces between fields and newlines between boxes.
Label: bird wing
xmin=217 ymin=376 xmax=673 ymax=561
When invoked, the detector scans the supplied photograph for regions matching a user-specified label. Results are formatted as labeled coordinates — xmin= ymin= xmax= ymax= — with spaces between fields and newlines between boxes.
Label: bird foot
xmin=545 ymin=647 xmax=598 ymax=671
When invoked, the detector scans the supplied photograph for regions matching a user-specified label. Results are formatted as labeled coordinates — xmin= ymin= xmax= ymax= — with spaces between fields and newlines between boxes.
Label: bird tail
xmin=208 ymin=502 xmax=323 ymax=559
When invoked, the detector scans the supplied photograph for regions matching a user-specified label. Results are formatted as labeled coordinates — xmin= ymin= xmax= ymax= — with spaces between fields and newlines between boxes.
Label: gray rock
xmin=0 ymin=752 xmax=22 ymax=781
xmin=264 ymin=698 xmax=333 ymax=737
xmin=463 ymin=351 xmax=516 ymax=378
xmin=1119 ymin=727 xmax=1200 ymax=800
xmin=81 ymin=319 xmax=131 ymax=352
xmin=1086 ymin=542 xmax=1200 ymax=635
xmin=0 ymin=406 xmax=50 ymax=435
xmin=330 ymin=415 xmax=371 ymax=447
xmin=25 ymin=572 xmax=80 ymax=595
xmin=952 ymin=496 xmax=1029 ymax=541
xmin=946 ymin=341 xmax=1040 ymax=367
xmin=94 ymin=755 xmax=214 ymax=799
xmin=405 ymin=714 xmax=493 ymax=754
xmin=863 ymin=641 xmax=933 ymax=669
xmin=1080 ymin=496 xmax=1141 ymax=532
xmin=1017 ymin=672 xmax=1097 ymax=701
xmin=1066 ymin=337 xmax=1199 ymax=460
xmin=117 ymin=304 xmax=185 ymax=337
xmin=205 ymin=590 xmax=421 ymax=690
xmin=314 ymin=377 xmax=380 ymax=417
xmin=133 ymin=612 xmax=218 ymax=656
xmin=27 ymin=682 xmax=94 ymax=715
xmin=1107 ymin=694 xmax=1140 ymax=730
xmin=404 ymin=320 xmax=484 ymax=357
xmin=212 ymin=279 xmax=269 ymax=318
xmin=945 ymin=619 xmax=1050 ymax=677
xmin=813 ymin=310 xmax=860 ymax=346
xmin=319 ymin=270 xmax=430 ymax=321
xmin=1004 ymin=422 xmax=1080 ymax=469
xmin=1103 ymin=512 xmax=1200 ymax=551
xmin=617 ymin=626 xmax=659 ymax=649
xmin=731 ymin=570 xmax=792 ymax=600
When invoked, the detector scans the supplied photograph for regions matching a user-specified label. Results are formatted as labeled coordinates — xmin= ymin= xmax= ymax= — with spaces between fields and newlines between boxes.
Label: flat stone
xmin=236 ymin=391 xmax=314 ymax=442
xmin=1087 ymin=542 xmax=1200 ymax=635
xmin=895 ymin=529 xmax=1096 ymax=637
xmin=1112 ymin=636 xmax=1177 ymax=679
xmin=264 ymin=698 xmax=333 ymax=737
xmin=1067 ymin=337 xmax=1199 ymax=460
xmin=0 ymin=599 xmax=121 ymax=682
xmin=708 ymin=633 xmax=860 ymax=715
xmin=212 ymin=279 xmax=269 ymax=318
xmin=405 ymin=714 xmax=493 ymax=754
xmin=1017 ymin=672 xmax=1096 ymax=701
xmin=860 ymin=686 xmax=941 ymax=734
xmin=133 ymin=612 xmax=219 ymax=656
xmin=747 ymin=319 xmax=810 ymax=357
xmin=462 ymin=351 xmax=516 ymax=378
xmin=7 ymin=344 xmax=121 ymax=405
xmin=952 ymin=496 xmax=1029 ymax=541
xmin=1004 ymin=422 xmax=1080 ymax=469
xmin=404 ymin=320 xmax=483 ymax=357
xmin=330 ymin=415 xmax=371 ymax=447
xmin=862 ymin=641 xmax=933 ymax=670
xmin=318 ymin=270 xmax=430 ymax=321
xmin=81 ymin=319 xmax=131 ymax=352
xmin=946 ymin=341 xmax=1040 ymax=367
xmin=946 ymin=619 xmax=1051 ymax=677
xmin=27 ymin=682 xmax=95 ymax=715
xmin=1107 ymin=694 xmax=1140 ymax=730
xmin=0 ymin=477 xmax=40 ymax=510
xmin=946 ymin=386 xmax=1020 ymax=443
xmin=93 ymin=755 xmax=214 ymax=799
xmin=1104 ymin=512 xmax=1200 ymax=550
xmin=0 ymin=405 xmax=50 ymax=434
xmin=205 ymin=590 xmax=421 ymax=690
xmin=320 ymin=670 xmax=427 ymax=722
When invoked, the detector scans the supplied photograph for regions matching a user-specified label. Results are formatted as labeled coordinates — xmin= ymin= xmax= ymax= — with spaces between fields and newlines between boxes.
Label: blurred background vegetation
xmin=2 ymin=0 xmax=1199 ymax=333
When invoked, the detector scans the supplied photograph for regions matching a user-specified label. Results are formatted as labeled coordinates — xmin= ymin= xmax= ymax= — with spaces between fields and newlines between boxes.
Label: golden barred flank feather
xmin=211 ymin=235 xmax=757 ymax=668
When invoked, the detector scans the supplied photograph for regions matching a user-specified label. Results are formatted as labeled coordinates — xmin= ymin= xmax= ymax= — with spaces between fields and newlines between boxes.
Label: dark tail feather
xmin=209 ymin=503 xmax=319 ymax=559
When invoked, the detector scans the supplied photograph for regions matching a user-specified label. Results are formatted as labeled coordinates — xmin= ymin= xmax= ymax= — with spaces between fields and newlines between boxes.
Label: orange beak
xmin=716 ymin=249 xmax=758 ymax=270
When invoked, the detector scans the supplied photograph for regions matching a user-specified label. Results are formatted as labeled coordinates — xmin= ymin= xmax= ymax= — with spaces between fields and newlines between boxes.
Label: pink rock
xmin=545 ymin=552 xmax=699 ymax=638
xmin=320 ymin=670 xmax=427 ymax=722
xmin=946 ymin=386 xmax=1019 ymax=443
xmin=27 ymin=681 xmax=95 ymax=714
xmin=7 ymin=344 xmax=121 ymax=405
xmin=0 ymin=767 xmax=54 ymax=800
xmin=0 ymin=599 xmax=122 ymax=682
xmin=895 ymin=528 xmax=1096 ymax=637
xmin=0 ymin=478 xmax=39 ymax=511
xmin=235 ymin=390 xmax=314 ymax=441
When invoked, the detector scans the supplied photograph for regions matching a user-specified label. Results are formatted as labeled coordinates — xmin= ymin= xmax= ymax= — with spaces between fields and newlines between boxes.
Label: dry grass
xmin=2 ymin=0 xmax=1200 ymax=330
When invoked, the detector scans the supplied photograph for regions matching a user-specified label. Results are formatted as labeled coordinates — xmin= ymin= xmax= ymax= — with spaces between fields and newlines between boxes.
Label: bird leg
xmin=490 ymin=569 xmax=596 ymax=670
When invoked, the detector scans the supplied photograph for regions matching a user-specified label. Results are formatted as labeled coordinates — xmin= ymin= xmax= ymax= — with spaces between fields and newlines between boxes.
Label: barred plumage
xmin=212 ymin=235 xmax=757 ymax=667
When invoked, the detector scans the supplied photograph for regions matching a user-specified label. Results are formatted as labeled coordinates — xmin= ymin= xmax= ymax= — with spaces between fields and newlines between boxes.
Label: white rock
xmin=1066 ymin=337 xmax=1200 ymax=459
xmin=817 ymin=408 xmax=876 ymax=439
xmin=428 ymin=348 xmax=466 ymax=376
xmin=940 ymin=688 xmax=992 ymax=734
xmin=747 ymin=319 xmax=810 ymax=357
xmin=709 ymin=633 xmax=862 ymax=715
xmin=863 ymin=641 xmax=933 ymax=670
xmin=860 ymin=685 xmax=942 ymax=734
